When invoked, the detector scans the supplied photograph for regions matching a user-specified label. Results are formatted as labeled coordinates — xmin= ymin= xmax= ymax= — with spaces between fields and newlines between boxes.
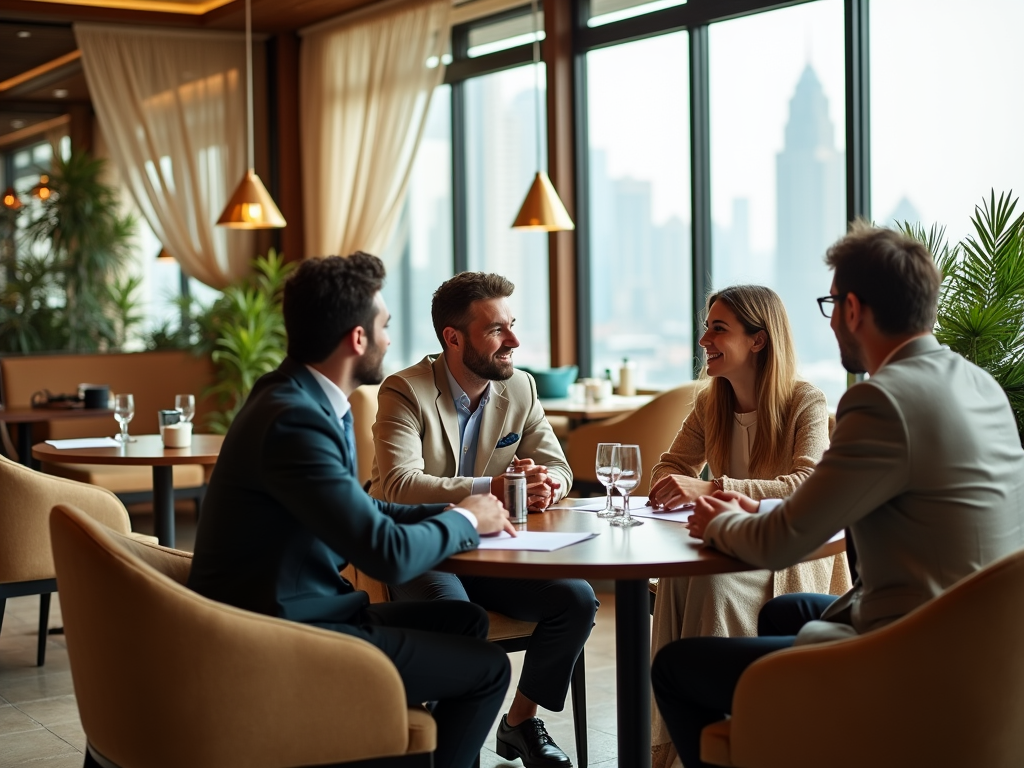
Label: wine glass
xmin=113 ymin=394 xmax=135 ymax=443
xmin=595 ymin=442 xmax=621 ymax=518
xmin=608 ymin=444 xmax=643 ymax=527
xmin=175 ymin=394 xmax=196 ymax=423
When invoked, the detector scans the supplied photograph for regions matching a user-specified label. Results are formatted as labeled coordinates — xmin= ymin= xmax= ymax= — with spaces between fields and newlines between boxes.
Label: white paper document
xmin=45 ymin=437 xmax=120 ymax=449
xmin=477 ymin=531 xmax=600 ymax=551
xmin=571 ymin=496 xmax=693 ymax=523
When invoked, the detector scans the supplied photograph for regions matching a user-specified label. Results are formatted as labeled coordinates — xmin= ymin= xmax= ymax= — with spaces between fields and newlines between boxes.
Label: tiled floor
xmin=0 ymin=508 xmax=626 ymax=768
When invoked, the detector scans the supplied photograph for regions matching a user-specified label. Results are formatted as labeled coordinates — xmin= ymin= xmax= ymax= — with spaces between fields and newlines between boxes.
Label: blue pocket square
xmin=496 ymin=432 xmax=520 ymax=449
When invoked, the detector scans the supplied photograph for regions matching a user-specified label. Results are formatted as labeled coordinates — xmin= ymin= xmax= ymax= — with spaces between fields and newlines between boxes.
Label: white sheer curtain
xmin=75 ymin=24 xmax=254 ymax=289
xmin=300 ymin=0 xmax=450 ymax=260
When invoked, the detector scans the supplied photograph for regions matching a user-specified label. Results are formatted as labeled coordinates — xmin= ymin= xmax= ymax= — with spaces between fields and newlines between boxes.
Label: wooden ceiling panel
xmin=0 ymin=22 xmax=77 ymax=82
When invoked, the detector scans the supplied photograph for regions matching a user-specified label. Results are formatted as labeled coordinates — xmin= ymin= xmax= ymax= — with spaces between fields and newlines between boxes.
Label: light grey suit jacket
xmin=368 ymin=354 xmax=572 ymax=505
xmin=704 ymin=335 xmax=1024 ymax=643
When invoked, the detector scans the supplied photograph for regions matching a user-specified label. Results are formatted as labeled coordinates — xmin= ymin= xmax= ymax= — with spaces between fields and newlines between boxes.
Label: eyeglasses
xmin=817 ymin=295 xmax=841 ymax=318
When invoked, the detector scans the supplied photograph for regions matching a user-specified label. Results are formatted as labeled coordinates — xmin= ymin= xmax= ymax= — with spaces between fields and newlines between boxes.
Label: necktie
xmin=341 ymin=410 xmax=357 ymax=473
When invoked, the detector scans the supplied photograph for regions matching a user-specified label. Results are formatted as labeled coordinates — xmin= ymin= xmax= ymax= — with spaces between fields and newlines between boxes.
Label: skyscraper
xmin=775 ymin=63 xmax=845 ymax=364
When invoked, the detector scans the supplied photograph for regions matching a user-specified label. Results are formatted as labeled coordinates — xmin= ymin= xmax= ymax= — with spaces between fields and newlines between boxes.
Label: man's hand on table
xmin=687 ymin=490 xmax=759 ymax=540
xmin=489 ymin=458 xmax=561 ymax=512
xmin=456 ymin=493 xmax=517 ymax=536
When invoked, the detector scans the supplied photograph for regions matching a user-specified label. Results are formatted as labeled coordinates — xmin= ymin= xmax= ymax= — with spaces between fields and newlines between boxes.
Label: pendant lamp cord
xmin=531 ymin=0 xmax=542 ymax=172
xmin=245 ymin=0 xmax=255 ymax=171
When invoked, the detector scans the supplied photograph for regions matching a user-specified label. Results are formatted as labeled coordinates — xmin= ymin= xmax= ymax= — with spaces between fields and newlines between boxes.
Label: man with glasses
xmin=650 ymin=222 xmax=1024 ymax=768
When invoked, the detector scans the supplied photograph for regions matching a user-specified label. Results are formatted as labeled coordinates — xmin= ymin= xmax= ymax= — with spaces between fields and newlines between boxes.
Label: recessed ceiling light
xmin=53 ymin=89 xmax=69 ymax=98
xmin=17 ymin=30 xmax=31 ymax=39
xmin=10 ymin=119 xmax=26 ymax=129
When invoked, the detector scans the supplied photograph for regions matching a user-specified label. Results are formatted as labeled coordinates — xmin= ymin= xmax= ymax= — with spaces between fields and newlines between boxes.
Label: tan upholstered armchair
xmin=50 ymin=504 xmax=436 ymax=768
xmin=0 ymin=453 xmax=147 ymax=666
xmin=566 ymin=381 xmax=701 ymax=495
xmin=700 ymin=547 xmax=1024 ymax=768
xmin=349 ymin=383 xmax=381 ymax=488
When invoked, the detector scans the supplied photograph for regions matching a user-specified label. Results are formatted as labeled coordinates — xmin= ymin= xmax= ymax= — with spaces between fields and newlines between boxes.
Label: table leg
xmin=152 ymin=465 xmax=175 ymax=548
xmin=615 ymin=578 xmax=651 ymax=768
xmin=17 ymin=423 xmax=36 ymax=469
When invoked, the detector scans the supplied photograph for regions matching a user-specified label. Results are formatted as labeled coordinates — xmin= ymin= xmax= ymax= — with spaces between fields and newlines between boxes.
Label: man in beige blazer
xmin=369 ymin=272 xmax=597 ymax=768
xmin=652 ymin=223 xmax=1024 ymax=768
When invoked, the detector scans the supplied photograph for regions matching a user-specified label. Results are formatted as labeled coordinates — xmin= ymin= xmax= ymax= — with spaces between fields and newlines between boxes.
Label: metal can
xmin=504 ymin=467 xmax=528 ymax=523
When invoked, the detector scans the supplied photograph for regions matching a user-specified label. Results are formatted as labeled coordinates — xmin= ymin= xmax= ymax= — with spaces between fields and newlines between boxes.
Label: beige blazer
xmin=651 ymin=380 xmax=830 ymax=500
xmin=704 ymin=336 xmax=1024 ymax=642
xmin=368 ymin=354 xmax=572 ymax=505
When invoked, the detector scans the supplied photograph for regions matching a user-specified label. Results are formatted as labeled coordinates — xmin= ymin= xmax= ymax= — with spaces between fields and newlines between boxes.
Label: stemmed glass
xmin=113 ymin=394 xmax=135 ymax=443
xmin=175 ymin=394 xmax=196 ymax=423
xmin=595 ymin=442 xmax=621 ymax=518
xmin=608 ymin=444 xmax=643 ymax=527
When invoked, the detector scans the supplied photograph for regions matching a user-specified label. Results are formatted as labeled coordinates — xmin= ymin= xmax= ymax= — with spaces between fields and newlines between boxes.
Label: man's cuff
xmin=471 ymin=476 xmax=493 ymax=496
xmin=452 ymin=507 xmax=478 ymax=529
xmin=758 ymin=498 xmax=784 ymax=515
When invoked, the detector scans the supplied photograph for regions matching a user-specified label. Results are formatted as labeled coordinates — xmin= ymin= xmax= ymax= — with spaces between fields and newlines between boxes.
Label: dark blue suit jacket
xmin=188 ymin=357 xmax=479 ymax=625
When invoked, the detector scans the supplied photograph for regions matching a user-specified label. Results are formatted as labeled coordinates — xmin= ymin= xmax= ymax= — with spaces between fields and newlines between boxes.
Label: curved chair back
xmin=1 ymin=453 xmax=130 ymax=585
xmin=566 ymin=381 xmax=701 ymax=494
xmin=349 ymin=384 xmax=381 ymax=487
xmin=705 ymin=546 xmax=1024 ymax=768
xmin=50 ymin=504 xmax=434 ymax=768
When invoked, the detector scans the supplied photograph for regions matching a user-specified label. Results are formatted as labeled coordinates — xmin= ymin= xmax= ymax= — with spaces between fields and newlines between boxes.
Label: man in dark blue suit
xmin=188 ymin=252 xmax=513 ymax=768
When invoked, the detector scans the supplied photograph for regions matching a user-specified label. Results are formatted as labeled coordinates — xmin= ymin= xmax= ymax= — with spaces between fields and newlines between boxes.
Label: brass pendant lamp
xmin=512 ymin=0 xmax=574 ymax=231
xmin=216 ymin=0 xmax=286 ymax=229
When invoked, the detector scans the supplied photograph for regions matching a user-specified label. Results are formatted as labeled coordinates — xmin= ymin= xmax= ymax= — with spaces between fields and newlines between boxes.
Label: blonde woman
xmin=647 ymin=285 xmax=850 ymax=768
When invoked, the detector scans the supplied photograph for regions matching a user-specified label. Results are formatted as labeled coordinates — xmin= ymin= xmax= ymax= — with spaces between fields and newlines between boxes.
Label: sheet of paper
xmin=45 ymin=437 xmax=120 ymax=449
xmin=476 ymin=530 xmax=600 ymax=551
xmin=571 ymin=496 xmax=692 ymax=513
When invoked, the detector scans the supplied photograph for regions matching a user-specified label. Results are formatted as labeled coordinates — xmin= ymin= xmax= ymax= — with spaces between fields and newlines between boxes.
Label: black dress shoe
xmin=495 ymin=715 xmax=573 ymax=767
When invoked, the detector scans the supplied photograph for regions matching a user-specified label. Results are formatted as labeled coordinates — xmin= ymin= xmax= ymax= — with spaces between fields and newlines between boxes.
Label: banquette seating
xmin=0 ymin=350 xmax=216 ymax=510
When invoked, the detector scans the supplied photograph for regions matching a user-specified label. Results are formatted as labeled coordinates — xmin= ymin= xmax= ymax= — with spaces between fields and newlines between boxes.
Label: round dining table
xmin=33 ymin=434 xmax=224 ymax=548
xmin=439 ymin=502 xmax=845 ymax=768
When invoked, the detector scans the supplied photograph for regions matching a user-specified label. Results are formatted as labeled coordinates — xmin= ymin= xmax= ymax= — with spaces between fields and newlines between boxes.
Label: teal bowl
xmin=518 ymin=366 xmax=579 ymax=398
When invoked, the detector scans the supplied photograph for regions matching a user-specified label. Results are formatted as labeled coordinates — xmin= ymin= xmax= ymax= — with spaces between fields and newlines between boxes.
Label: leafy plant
xmin=204 ymin=249 xmax=294 ymax=433
xmin=898 ymin=190 xmax=1024 ymax=440
xmin=0 ymin=148 xmax=138 ymax=354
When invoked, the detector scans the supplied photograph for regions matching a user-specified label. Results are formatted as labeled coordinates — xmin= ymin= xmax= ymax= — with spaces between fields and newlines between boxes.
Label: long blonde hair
xmin=698 ymin=285 xmax=798 ymax=477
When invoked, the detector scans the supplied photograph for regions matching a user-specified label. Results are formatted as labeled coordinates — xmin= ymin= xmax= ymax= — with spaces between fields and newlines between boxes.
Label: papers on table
xmin=477 ymin=530 xmax=600 ymax=551
xmin=571 ymin=496 xmax=694 ymax=524
xmin=44 ymin=437 xmax=120 ymax=449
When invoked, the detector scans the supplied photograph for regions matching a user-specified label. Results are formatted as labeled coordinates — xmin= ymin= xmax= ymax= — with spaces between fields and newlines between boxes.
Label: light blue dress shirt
xmin=444 ymin=359 xmax=495 ymax=496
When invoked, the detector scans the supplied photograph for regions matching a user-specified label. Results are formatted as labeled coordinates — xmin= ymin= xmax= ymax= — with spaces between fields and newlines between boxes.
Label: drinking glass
xmin=595 ymin=442 xmax=621 ymax=518
xmin=113 ymin=394 xmax=135 ymax=443
xmin=608 ymin=444 xmax=643 ymax=527
xmin=175 ymin=394 xmax=196 ymax=423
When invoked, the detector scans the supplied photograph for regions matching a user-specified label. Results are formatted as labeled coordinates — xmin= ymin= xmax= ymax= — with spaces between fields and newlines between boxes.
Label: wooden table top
xmin=540 ymin=394 xmax=654 ymax=420
xmin=0 ymin=406 xmax=114 ymax=424
xmin=441 ymin=505 xmax=845 ymax=581
xmin=32 ymin=434 xmax=224 ymax=466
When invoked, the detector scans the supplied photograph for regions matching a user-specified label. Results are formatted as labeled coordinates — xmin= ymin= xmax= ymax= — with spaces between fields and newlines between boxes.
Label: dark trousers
xmin=319 ymin=600 xmax=511 ymax=768
xmin=651 ymin=593 xmax=838 ymax=768
xmin=390 ymin=571 xmax=598 ymax=711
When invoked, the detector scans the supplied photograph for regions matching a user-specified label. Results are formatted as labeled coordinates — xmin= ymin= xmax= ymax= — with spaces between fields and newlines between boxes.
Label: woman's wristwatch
xmin=712 ymin=477 xmax=725 ymax=493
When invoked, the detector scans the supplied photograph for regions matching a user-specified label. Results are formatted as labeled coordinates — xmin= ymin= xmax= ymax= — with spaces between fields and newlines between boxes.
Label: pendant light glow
xmin=216 ymin=0 xmax=285 ymax=230
xmin=512 ymin=0 xmax=573 ymax=232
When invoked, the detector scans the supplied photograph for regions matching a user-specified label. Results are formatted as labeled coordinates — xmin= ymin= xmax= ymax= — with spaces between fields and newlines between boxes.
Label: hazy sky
xmin=582 ymin=0 xmax=1023 ymax=250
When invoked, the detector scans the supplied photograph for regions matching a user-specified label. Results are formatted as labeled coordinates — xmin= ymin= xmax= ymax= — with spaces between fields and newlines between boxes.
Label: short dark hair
xmin=283 ymin=252 xmax=386 ymax=364
xmin=431 ymin=272 xmax=514 ymax=347
xmin=825 ymin=220 xmax=941 ymax=336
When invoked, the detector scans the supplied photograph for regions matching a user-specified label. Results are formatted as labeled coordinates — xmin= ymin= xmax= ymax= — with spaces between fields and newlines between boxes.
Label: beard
xmin=834 ymin=313 xmax=867 ymax=374
xmin=354 ymin=336 xmax=386 ymax=386
xmin=463 ymin=337 xmax=514 ymax=381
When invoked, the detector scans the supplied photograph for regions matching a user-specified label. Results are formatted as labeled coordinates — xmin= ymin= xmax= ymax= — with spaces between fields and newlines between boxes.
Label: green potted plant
xmin=900 ymin=190 xmax=1024 ymax=441
xmin=203 ymin=249 xmax=294 ymax=433
xmin=0 ymin=148 xmax=138 ymax=353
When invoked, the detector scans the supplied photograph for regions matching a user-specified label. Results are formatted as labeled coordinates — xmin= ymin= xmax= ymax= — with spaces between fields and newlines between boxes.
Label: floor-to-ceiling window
xmin=586 ymin=31 xmax=692 ymax=388
xmin=709 ymin=0 xmax=846 ymax=406
xmin=870 ymin=0 xmax=1024 ymax=244
xmin=380 ymin=84 xmax=455 ymax=372
xmin=464 ymin=64 xmax=551 ymax=369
